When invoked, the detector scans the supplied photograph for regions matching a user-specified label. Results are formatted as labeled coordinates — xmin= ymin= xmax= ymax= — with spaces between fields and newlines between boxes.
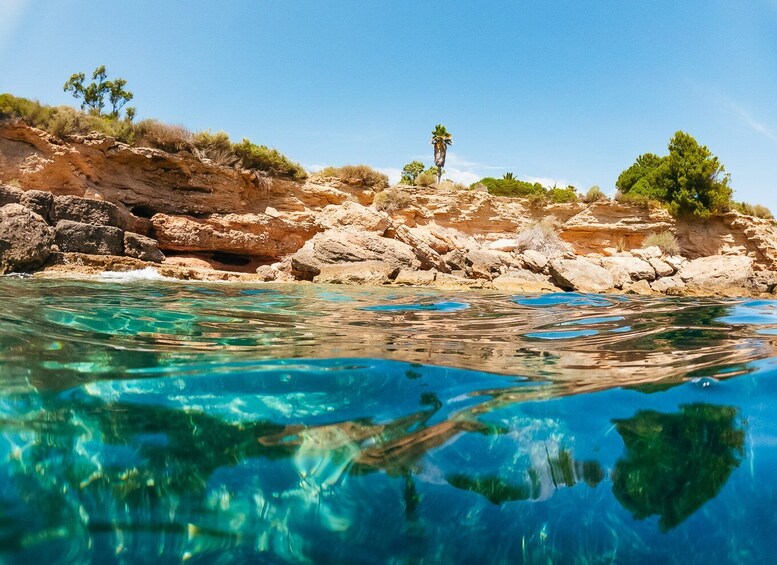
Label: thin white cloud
xmin=0 ymin=0 xmax=28 ymax=57
xmin=728 ymin=101 xmax=777 ymax=143
xmin=375 ymin=167 xmax=402 ymax=185
xmin=442 ymin=168 xmax=481 ymax=185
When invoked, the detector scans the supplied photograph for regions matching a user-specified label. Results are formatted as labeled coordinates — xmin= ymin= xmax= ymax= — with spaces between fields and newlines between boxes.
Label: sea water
xmin=0 ymin=277 xmax=776 ymax=563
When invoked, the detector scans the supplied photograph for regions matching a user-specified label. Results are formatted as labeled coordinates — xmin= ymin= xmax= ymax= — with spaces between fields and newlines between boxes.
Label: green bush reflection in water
xmin=612 ymin=403 xmax=745 ymax=531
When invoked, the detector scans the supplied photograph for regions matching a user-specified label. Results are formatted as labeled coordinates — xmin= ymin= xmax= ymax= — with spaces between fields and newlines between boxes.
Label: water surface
xmin=0 ymin=277 xmax=776 ymax=562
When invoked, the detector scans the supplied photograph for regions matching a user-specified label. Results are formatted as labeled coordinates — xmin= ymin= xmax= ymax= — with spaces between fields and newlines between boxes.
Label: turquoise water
xmin=1 ymin=277 xmax=776 ymax=563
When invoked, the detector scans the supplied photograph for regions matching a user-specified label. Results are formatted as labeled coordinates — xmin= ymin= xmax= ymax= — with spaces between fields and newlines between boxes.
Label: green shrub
xmin=415 ymin=170 xmax=437 ymax=187
xmin=616 ymin=131 xmax=733 ymax=218
xmin=134 ymin=119 xmax=192 ymax=152
xmin=475 ymin=177 xmax=545 ymax=198
xmin=232 ymin=139 xmax=307 ymax=180
xmin=583 ymin=185 xmax=607 ymax=203
xmin=192 ymin=130 xmax=239 ymax=167
xmin=615 ymin=190 xmax=662 ymax=209
xmin=1 ymin=94 xmax=307 ymax=180
xmin=642 ymin=231 xmax=681 ymax=256
xmin=374 ymin=187 xmax=412 ymax=212
xmin=526 ymin=191 xmax=549 ymax=208
xmin=514 ymin=219 xmax=566 ymax=256
xmin=729 ymin=201 xmax=773 ymax=220
xmin=548 ymin=186 xmax=578 ymax=203
xmin=315 ymin=164 xmax=385 ymax=187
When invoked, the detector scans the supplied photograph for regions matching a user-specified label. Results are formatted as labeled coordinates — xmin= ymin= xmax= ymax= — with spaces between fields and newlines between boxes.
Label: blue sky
xmin=2 ymin=0 xmax=777 ymax=209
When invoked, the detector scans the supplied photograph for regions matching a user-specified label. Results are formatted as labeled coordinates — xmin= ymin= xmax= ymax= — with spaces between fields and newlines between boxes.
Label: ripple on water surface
xmin=1 ymin=278 xmax=777 ymax=562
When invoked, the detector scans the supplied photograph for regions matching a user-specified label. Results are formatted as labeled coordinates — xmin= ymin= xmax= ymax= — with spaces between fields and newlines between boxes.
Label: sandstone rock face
xmin=465 ymin=248 xmax=505 ymax=279
xmin=649 ymin=257 xmax=674 ymax=277
xmin=20 ymin=190 xmax=53 ymax=218
xmin=600 ymin=256 xmax=656 ymax=282
xmin=393 ymin=269 xmax=436 ymax=286
xmin=679 ymin=255 xmax=754 ymax=289
xmin=54 ymin=220 xmax=124 ymax=256
xmin=492 ymin=269 xmax=558 ymax=293
xmin=318 ymin=201 xmax=390 ymax=233
xmin=0 ymin=185 xmax=22 ymax=207
xmin=314 ymin=261 xmax=399 ymax=285
xmin=0 ymin=203 xmax=54 ymax=274
xmin=290 ymin=228 xmax=419 ymax=278
xmin=623 ymin=279 xmax=653 ymax=295
xmin=560 ymin=202 xmax=674 ymax=254
xmin=521 ymin=250 xmax=549 ymax=273
xmin=151 ymin=212 xmax=318 ymax=259
xmin=650 ymin=276 xmax=686 ymax=293
xmin=124 ymin=232 xmax=165 ymax=263
xmin=549 ymin=257 xmax=615 ymax=293
xmin=50 ymin=195 xmax=126 ymax=229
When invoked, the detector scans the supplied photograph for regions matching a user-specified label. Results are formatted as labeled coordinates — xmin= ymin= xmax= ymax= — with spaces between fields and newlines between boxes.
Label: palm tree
xmin=430 ymin=124 xmax=453 ymax=184
xmin=503 ymin=172 xmax=515 ymax=180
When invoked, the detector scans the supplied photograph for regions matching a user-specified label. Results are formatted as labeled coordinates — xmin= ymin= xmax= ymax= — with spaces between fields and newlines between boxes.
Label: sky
xmin=1 ymin=0 xmax=777 ymax=210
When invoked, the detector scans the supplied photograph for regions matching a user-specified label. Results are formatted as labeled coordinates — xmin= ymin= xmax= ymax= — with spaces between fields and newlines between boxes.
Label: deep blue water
xmin=0 ymin=277 xmax=776 ymax=563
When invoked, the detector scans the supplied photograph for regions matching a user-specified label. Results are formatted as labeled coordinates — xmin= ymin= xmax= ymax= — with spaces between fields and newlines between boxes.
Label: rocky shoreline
xmin=1 ymin=121 xmax=776 ymax=297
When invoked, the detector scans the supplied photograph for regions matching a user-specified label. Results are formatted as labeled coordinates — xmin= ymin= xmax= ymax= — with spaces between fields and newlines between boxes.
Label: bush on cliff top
xmin=729 ymin=201 xmax=773 ymax=220
xmin=0 ymin=93 xmax=307 ymax=180
xmin=316 ymin=165 xmax=388 ymax=188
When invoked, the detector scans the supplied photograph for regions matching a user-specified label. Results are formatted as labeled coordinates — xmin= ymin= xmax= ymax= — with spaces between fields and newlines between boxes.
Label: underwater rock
xmin=0 ymin=203 xmax=55 ymax=274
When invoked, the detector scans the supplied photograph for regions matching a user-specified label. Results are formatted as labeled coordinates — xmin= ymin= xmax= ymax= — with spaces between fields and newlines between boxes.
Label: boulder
xmin=492 ymin=269 xmax=558 ymax=293
xmin=623 ymin=279 xmax=653 ymax=295
xmin=393 ymin=225 xmax=450 ymax=272
xmin=433 ymin=272 xmax=487 ymax=290
xmin=596 ymin=258 xmax=631 ymax=289
xmin=124 ymin=232 xmax=165 ymax=263
xmin=488 ymin=238 xmax=520 ymax=252
xmin=54 ymin=220 xmax=124 ymax=256
xmin=50 ymin=195 xmax=126 ymax=229
xmin=0 ymin=203 xmax=55 ymax=274
xmin=465 ymin=248 xmax=504 ymax=280
xmin=20 ymin=190 xmax=53 ymax=219
xmin=393 ymin=269 xmax=437 ymax=286
xmin=600 ymin=256 xmax=656 ymax=282
xmin=549 ymin=257 xmax=615 ymax=293
xmin=0 ymin=185 xmax=22 ymax=207
xmin=632 ymin=246 xmax=661 ymax=260
xmin=290 ymin=228 xmax=419 ymax=278
xmin=650 ymin=276 xmax=686 ymax=294
xmin=521 ymin=249 xmax=549 ymax=273
xmin=315 ymin=261 xmax=399 ymax=285
xmin=318 ymin=201 xmax=390 ymax=233
xmin=649 ymin=257 xmax=674 ymax=277
xmin=679 ymin=255 xmax=754 ymax=289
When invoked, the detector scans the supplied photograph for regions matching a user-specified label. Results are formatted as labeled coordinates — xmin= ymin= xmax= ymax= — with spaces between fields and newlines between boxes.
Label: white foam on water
xmin=98 ymin=267 xmax=175 ymax=282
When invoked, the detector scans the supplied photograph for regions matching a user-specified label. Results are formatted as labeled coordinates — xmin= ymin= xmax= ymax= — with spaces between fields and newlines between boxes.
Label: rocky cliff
xmin=1 ymin=120 xmax=776 ymax=296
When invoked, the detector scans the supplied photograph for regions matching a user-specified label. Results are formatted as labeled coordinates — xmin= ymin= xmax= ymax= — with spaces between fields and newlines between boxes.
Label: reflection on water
xmin=0 ymin=279 xmax=777 ymax=561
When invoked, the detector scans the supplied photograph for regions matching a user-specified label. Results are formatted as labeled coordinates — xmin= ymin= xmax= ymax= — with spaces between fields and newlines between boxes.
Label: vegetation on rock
xmin=514 ymin=219 xmax=566 ymax=256
xmin=616 ymin=131 xmax=733 ymax=218
xmin=374 ymin=187 xmax=412 ymax=212
xmin=643 ymin=231 xmax=681 ymax=256
xmin=430 ymin=124 xmax=453 ymax=184
xmin=316 ymin=165 xmax=388 ymax=188
xmin=583 ymin=185 xmax=608 ymax=203
xmin=0 ymin=93 xmax=306 ymax=180
xmin=63 ymin=65 xmax=134 ymax=120
xmin=729 ymin=201 xmax=773 ymax=220
xmin=400 ymin=161 xmax=425 ymax=185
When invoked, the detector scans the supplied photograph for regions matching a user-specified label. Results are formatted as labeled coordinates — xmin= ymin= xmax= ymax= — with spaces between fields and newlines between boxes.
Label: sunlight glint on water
xmin=0 ymin=278 xmax=776 ymax=562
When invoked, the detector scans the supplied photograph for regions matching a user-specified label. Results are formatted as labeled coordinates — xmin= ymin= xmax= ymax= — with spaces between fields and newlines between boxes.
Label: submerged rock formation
xmin=1 ymin=120 xmax=776 ymax=296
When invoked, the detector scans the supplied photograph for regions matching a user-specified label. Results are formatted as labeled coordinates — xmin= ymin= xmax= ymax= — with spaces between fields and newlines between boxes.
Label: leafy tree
xmin=430 ymin=124 xmax=453 ymax=184
xmin=616 ymin=131 xmax=732 ymax=218
xmin=401 ymin=160 xmax=425 ymax=184
xmin=63 ymin=65 xmax=134 ymax=120
xmin=475 ymin=177 xmax=545 ymax=198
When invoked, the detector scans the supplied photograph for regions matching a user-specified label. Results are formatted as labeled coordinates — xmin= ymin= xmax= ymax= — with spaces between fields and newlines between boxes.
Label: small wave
xmin=98 ymin=267 xmax=174 ymax=282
